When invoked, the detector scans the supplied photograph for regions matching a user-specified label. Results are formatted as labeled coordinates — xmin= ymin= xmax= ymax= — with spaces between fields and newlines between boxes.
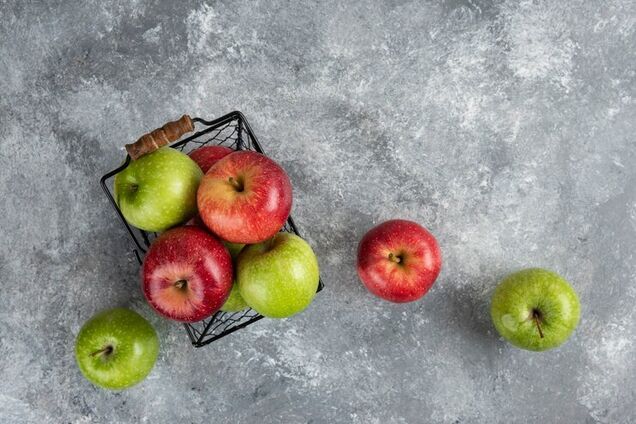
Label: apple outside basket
xmin=100 ymin=111 xmax=324 ymax=347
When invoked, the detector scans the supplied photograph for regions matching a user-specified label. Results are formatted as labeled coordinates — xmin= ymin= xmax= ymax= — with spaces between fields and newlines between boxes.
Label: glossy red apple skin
xmin=197 ymin=151 xmax=293 ymax=244
xmin=142 ymin=226 xmax=233 ymax=322
xmin=188 ymin=145 xmax=234 ymax=174
xmin=357 ymin=219 xmax=442 ymax=303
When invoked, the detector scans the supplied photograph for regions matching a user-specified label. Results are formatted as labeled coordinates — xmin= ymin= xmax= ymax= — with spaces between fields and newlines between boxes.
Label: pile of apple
xmin=75 ymin=144 xmax=320 ymax=389
xmin=117 ymin=145 xmax=320 ymax=321
xmin=75 ymin=134 xmax=582 ymax=392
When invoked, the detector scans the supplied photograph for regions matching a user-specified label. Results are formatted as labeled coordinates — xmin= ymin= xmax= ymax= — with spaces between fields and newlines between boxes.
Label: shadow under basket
xmin=100 ymin=111 xmax=324 ymax=347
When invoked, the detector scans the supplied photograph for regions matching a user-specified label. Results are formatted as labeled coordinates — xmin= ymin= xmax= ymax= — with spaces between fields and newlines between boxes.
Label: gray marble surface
xmin=1 ymin=1 xmax=634 ymax=423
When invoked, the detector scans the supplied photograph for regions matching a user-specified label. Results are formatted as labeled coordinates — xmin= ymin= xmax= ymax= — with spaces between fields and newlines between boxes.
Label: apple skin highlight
xmin=357 ymin=219 xmax=442 ymax=303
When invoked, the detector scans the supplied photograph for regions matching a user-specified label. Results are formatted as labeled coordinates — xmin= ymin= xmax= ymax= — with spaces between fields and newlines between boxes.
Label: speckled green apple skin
xmin=75 ymin=308 xmax=159 ymax=390
xmin=114 ymin=147 xmax=203 ymax=232
xmin=237 ymin=233 xmax=319 ymax=318
xmin=220 ymin=242 xmax=248 ymax=312
xmin=490 ymin=268 xmax=580 ymax=351
xmin=221 ymin=283 xmax=249 ymax=312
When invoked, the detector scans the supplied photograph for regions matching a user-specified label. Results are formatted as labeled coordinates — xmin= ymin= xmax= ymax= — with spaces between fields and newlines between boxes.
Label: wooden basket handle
xmin=125 ymin=115 xmax=194 ymax=160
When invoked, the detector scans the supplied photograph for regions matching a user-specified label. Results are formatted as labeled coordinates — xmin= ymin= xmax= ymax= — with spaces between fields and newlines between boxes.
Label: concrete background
xmin=1 ymin=1 xmax=634 ymax=423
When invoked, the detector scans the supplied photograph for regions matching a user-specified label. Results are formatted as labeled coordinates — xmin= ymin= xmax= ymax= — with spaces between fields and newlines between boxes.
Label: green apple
xmin=220 ymin=242 xmax=248 ymax=312
xmin=114 ymin=147 xmax=203 ymax=232
xmin=75 ymin=308 xmax=159 ymax=390
xmin=237 ymin=233 xmax=319 ymax=318
xmin=221 ymin=284 xmax=249 ymax=312
xmin=490 ymin=268 xmax=580 ymax=351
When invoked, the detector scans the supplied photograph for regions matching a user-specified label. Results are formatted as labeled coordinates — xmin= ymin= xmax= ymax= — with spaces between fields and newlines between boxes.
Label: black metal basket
xmin=100 ymin=111 xmax=323 ymax=347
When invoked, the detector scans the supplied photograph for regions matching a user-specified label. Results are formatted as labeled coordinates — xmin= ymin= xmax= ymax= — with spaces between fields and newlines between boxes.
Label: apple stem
xmin=388 ymin=253 xmax=402 ymax=264
xmin=228 ymin=177 xmax=244 ymax=192
xmin=90 ymin=345 xmax=113 ymax=358
xmin=532 ymin=311 xmax=544 ymax=339
xmin=174 ymin=280 xmax=187 ymax=290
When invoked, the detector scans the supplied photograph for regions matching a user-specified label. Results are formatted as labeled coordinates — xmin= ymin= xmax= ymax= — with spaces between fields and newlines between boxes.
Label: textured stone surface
xmin=1 ymin=1 xmax=634 ymax=423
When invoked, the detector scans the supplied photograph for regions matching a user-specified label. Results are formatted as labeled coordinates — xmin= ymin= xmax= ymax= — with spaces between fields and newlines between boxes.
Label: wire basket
xmin=100 ymin=111 xmax=324 ymax=347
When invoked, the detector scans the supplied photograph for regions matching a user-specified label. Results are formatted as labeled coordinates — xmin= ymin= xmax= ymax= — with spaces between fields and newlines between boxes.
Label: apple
xmin=189 ymin=145 xmax=234 ymax=173
xmin=356 ymin=219 xmax=442 ymax=303
xmin=220 ymin=241 xmax=248 ymax=312
xmin=490 ymin=268 xmax=581 ymax=351
xmin=237 ymin=233 xmax=319 ymax=318
xmin=182 ymin=220 xmax=246 ymax=311
xmin=220 ymin=281 xmax=248 ymax=312
xmin=142 ymin=226 xmax=233 ymax=322
xmin=114 ymin=147 xmax=203 ymax=232
xmin=75 ymin=308 xmax=158 ymax=390
xmin=197 ymin=151 xmax=292 ymax=244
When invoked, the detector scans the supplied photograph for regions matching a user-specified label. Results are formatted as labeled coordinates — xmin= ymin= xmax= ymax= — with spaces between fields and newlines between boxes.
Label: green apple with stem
xmin=114 ymin=147 xmax=203 ymax=232
xmin=75 ymin=308 xmax=159 ymax=390
xmin=220 ymin=241 xmax=248 ymax=312
xmin=490 ymin=268 xmax=580 ymax=351
xmin=237 ymin=233 xmax=319 ymax=318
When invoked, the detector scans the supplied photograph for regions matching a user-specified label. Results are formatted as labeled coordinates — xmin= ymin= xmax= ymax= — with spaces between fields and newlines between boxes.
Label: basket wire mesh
xmin=100 ymin=111 xmax=323 ymax=347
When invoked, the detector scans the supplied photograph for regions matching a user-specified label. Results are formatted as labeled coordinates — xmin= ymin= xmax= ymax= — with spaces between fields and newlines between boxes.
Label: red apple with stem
xmin=357 ymin=219 xmax=442 ymax=303
xmin=189 ymin=145 xmax=234 ymax=174
xmin=197 ymin=151 xmax=293 ymax=244
xmin=142 ymin=226 xmax=233 ymax=322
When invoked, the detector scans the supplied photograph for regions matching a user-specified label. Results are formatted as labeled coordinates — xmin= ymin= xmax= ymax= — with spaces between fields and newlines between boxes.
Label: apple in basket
xmin=75 ymin=308 xmax=159 ymax=390
xmin=114 ymin=147 xmax=202 ymax=232
xmin=142 ymin=226 xmax=233 ymax=322
xmin=237 ymin=233 xmax=320 ymax=318
xmin=197 ymin=151 xmax=293 ymax=244
xmin=189 ymin=145 xmax=234 ymax=173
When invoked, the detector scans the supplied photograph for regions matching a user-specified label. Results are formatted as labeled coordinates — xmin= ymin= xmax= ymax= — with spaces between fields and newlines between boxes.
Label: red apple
xmin=356 ymin=219 xmax=441 ymax=303
xmin=197 ymin=151 xmax=292 ymax=244
xmin=188 ymin=145 xmax=234 ymax=173
xmin=141 ymin=226 xmax=233 ymax=322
